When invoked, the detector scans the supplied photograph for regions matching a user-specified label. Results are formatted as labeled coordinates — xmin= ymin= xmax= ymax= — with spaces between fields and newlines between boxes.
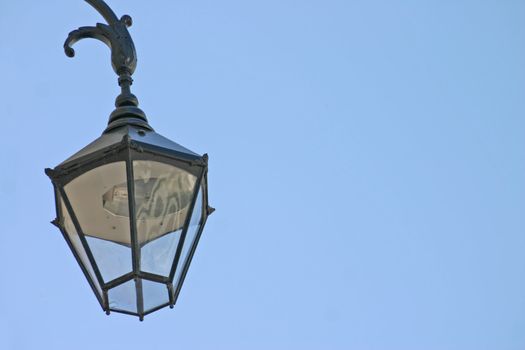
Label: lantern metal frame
xmin=44 ymin=0 xmax=214 ymax=321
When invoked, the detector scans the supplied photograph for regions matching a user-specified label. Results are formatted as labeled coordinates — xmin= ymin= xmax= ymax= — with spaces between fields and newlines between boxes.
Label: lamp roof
xmin=59 ymin=125 xmax=201 ymax=167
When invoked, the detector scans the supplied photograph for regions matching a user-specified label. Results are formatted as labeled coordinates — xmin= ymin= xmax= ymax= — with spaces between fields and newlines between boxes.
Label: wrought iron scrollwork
xmin=64 ymin=0 xmax=136 ymax=75
xmin=64 ymin=0 xmax=152 ymax=133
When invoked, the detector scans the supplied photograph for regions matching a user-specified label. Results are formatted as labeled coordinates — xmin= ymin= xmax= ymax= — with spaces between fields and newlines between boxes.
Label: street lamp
xmin=45 ymin=0 xmax=214 ymax=321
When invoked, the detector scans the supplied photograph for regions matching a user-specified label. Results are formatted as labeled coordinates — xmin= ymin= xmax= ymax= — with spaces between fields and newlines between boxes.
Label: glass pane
xmin=64 ymin=162 xmax=131 ymax=246
xmin=133 ymin=161 xmax=197 ymax=245
xmin=141 ymin=229 xmax=182 ymax=277
xmin=142 ymin=280 xmax=170 ymax=312
xmin=173 ymin=188 xmax=203 ymax=289
xmin=109 ymin=280 xmax=137 ymax=313
xmin=59 ymin=193 xmax=103 ymax=296
xmin=85 ymin=236 xmax=132 ymax=282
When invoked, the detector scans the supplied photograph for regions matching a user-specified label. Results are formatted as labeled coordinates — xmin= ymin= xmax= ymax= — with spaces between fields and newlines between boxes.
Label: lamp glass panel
xmin=85 ymin=236 xmax=132 ymax=282
xmin=142 ymin=280 xmax=170 ymax=312
xmin=173 ymin=187 xmax=203 ymax=288
xmin=140 ymin=229 xmax=182 ymax=276
xmin=64 ymin=162 xmax=133 ymax=281
xmin=64 ymin=162 xmax=131 ymax=245
xmin=133 ymin=161 xmax=197 ymax=275
xmin=109 ymin=280 xmax=137 ymax=313
xmin=59 ymin=193 xmax=103 ymax=296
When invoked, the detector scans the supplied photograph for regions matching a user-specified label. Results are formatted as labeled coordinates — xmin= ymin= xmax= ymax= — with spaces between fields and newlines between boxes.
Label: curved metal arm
xmin=64 ymin=0 xmax=152 ymax=133
xmin=86 ymin=0 xmax=119 ymax=24
xmin=64 ymin=0 xmax=136 ymax=75
xmin=64 ymin=26 xmax=111 ymax=57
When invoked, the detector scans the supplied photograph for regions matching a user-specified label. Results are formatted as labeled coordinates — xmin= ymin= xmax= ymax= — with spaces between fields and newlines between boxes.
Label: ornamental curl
xmin=64 ymin=0 xmax=137 ymax=75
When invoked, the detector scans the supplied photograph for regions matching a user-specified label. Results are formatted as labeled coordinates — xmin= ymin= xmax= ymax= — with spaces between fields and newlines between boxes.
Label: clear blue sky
xmin=1 ymin=0 xmax=525 ymax=349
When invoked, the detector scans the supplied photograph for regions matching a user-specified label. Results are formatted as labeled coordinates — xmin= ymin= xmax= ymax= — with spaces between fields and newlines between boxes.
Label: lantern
xmin=45 ymin=0 xmax=213 ymax=320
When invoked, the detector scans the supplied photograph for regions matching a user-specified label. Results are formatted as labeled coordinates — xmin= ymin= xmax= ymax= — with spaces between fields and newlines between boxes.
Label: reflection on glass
xmin=173 ymin=188 xmax=203 ymax=289
xmin=133 ymin=161 xmax=197 ymax=245
xmin=109 ymin=280 xmax=137 ymax=313
xmin=103 ymin=179 xmax=193 ymax=218
xmin=142 ymin=280 xmax=170 ymax=312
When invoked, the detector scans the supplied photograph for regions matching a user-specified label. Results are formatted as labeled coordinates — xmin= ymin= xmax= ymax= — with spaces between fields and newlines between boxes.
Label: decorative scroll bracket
xmin=64 ymin=0 xmax=153 ymax=133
